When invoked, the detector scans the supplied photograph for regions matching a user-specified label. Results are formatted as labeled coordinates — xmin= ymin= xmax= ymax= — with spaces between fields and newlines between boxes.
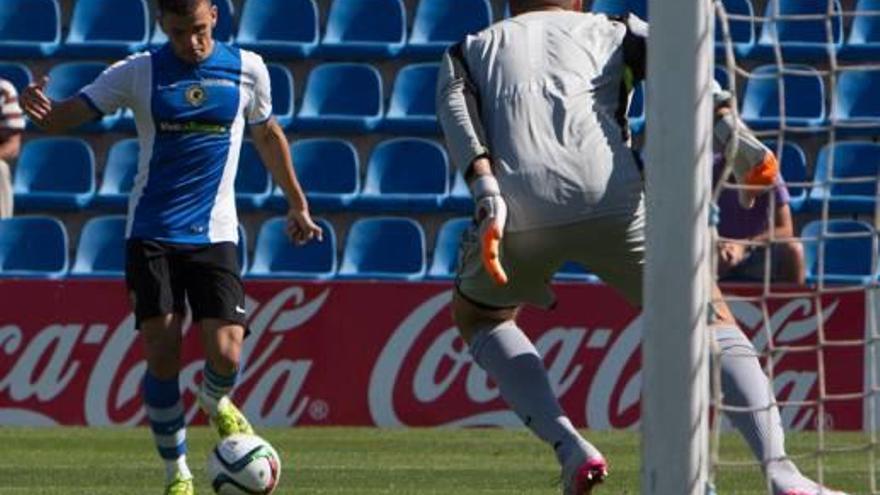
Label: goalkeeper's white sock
xmin=714 ymin=325 xmax=805 ymax=489
xmin=469 ymin=322 xmax=602 ymax=464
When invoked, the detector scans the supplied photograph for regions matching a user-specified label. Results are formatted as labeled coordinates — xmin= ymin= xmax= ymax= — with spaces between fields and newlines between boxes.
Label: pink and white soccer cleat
xmin=562 ymin=455 xmax=608 ymax=495
xmin=780 ymin=489 xmax=848 ymax=495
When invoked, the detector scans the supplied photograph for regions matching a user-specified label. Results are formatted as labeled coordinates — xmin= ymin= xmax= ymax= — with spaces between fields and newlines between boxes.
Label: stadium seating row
xmin=14 ymin=136 xmax=880 ymax=215
xmin=596 ymin=0 xmax=880 ymax=62
xmin=4 ymin=0 xmax=879 ymax=61
xmin=0 ymin=0 xmax=491 ymax=59
xmin=5 ymin=60 xmax=879 ymax=136
xmin=12 ymin=136 xmax=475 ymax=213
xmin=0 ymin=215 xmax=871 ymax=285
xmin=7 ymin=61 xmax=441 ymax=134
xmin=0 ymin=215 xmax=595 ymax=281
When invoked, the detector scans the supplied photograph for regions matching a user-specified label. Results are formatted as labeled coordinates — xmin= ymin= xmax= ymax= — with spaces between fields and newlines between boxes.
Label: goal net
xmin=709 ymin=0 xmax=880 ymax=493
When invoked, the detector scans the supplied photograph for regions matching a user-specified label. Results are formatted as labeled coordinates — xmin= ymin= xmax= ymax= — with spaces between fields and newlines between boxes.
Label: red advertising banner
xmin=0 ymin=280 xmax=868 ymax=430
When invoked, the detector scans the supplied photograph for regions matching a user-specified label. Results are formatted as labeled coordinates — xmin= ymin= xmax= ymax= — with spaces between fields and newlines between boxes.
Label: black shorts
xmin=125 ymin=239 xmax=246 ymax=330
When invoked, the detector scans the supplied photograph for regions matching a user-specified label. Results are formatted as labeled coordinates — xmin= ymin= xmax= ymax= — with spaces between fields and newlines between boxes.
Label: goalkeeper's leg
xmin=453 ymin=293 xmax=607 ymax=494
xmin=711 ymin=289 xmax=846 ymax=495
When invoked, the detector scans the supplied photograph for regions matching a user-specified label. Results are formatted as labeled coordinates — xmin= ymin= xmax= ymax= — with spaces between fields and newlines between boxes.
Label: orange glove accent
xmin=481 ymin=222 xmax=508 ymax=286
xmin=742 ymin=151 xmax=779 ymax=187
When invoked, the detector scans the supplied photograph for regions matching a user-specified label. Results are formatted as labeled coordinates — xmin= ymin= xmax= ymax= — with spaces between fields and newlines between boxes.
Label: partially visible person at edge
xmin=0 ymin=77 xmax=24 ymax=218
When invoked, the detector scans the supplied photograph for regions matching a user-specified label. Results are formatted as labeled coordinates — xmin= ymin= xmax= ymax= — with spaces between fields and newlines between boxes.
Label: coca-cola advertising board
xmin=0 ymin=280 xmax=869 ymax=430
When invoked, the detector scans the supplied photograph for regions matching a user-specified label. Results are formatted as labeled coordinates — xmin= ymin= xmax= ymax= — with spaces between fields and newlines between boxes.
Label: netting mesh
xmin=713 ymin=0 xmax=880 ymax=492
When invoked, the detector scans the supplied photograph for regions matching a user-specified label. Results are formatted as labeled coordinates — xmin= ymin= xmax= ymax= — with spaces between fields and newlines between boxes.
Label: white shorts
xmin=456 ymin=201 xmax=646 ymax=309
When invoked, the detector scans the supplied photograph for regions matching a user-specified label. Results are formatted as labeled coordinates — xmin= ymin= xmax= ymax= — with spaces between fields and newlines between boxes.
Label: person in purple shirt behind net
xmin=714 ymin=154 xmax=806 ymax=285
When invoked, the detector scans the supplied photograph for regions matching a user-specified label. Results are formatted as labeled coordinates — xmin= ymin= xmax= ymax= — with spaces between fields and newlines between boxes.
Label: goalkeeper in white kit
xmin=436 ymin=0 xmax=846 ymax=494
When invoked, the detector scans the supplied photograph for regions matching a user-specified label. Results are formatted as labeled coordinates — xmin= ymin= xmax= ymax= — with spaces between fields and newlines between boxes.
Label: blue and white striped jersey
xmin=80 ymin=43 xmax=272 ymax=244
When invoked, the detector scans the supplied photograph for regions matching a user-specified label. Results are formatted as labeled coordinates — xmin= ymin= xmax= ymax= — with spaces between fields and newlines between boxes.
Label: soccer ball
xmin=208 ymin=433 xmax=282 ymax=494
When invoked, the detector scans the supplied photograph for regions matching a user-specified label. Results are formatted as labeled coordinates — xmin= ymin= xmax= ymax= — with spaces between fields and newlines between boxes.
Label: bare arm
xmin=250 ymin=117 xmax=322 ymax=244
xmin=0 ymin=132 xmax=21 ymax=161
xmin=753 ymin=203 xmax=795 ymax=242
xmin=20 ymin=77 xmax=100 ymax=134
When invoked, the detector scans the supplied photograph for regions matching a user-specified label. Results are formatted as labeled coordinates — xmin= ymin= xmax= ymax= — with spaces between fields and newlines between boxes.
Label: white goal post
xmin=641 ymin=0 xmax=715 ymax=493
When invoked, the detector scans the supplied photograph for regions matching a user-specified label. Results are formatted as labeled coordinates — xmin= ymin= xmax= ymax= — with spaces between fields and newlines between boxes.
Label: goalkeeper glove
xmin=713 ymin=110 xmax=779 ymax=209
xmin=471 ymin=174 xmax=509 ymax=286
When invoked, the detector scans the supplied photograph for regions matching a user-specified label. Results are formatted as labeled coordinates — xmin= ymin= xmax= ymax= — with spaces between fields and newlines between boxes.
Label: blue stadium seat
xmin=236 ymin=0 xmax=319 ymax=58
xmin=248 ymin=217 xmax=336 ymax=279
xmin=408 ymin=0 xmax=493 ymax=56
xmin=152 ymin=0 xmax=235 ymax=46
xmin=0 ymin=63 xmax=32 ymax=94
xmin=384 ymin=63 xmax=440 ymax=134
xmin=70 ymin=215 xmax=126 ymax=278
xmin=339 ymin=217 xmax=426 ymax=280
xmin=0 ymin=0 xmax=60 ymax=58
xmin=842 ymin=0 xmax=880 ymax=61
xmin=357 ymin=138 xmax=449 ymax=212
xmin=591 ymin=0 xmax=647 ymax=18
xmin=832 ymin=68 xmax=880 ymax=136
xmin=555 ymin=261 xmax=601 ymax=282
xmin=296 ymin=63 xmax=383 ymax=132
xmin=754 ymin=0 xmax=843 ymax=62
xmin=269 ymin=138 xmax=360 ymax=212
xmin=62 ymin=0 xmax=149 ymax=57
xmin=428 ymin=217 xmax=471 ymax=279
xmin=14 ymin=138 xmax=95 ymax=211
xmin=628 ymin=81 xmax=645 ymax=135
xmin=740 ymin=64 xmax=825 ymax=130
xmin=267 ymin=64 xmax=294 ymax=129
xmin=807 ymin=141 xmax=880 ymax=214
xmin=764 ymin=140 xmax=808 ymax=213
xmin=235 ymin=140 xmax=272 ymax=211
xmin=802 ymin=220 xmax=877 ymax=285
xmin=43 ymin=62 xmax=120 ymax=132
xmin=715 ymin=0 xmax=755 ymax=58
xmin=321 ymin=0 xmax=407 ymax=58
xmin=0 ymin=216 xmax=68 ymax=279
xmin=94 ymin=138 xmax=139 ymax=211
xmin=444 ymin=169 xmax=472 ymax=213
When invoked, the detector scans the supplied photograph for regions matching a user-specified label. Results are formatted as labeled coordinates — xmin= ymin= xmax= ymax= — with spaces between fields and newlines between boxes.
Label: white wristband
xmin=469 ymin=174 xmax=501 ymax=199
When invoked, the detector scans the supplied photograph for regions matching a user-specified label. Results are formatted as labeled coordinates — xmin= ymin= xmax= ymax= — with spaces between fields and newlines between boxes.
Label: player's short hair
xmin=158 ymin=0 xmax=211 ymax=16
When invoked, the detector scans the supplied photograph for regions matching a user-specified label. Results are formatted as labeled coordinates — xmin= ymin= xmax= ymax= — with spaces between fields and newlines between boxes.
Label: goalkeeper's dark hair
xmin=158 ymin=0 xmax=211 ymax=16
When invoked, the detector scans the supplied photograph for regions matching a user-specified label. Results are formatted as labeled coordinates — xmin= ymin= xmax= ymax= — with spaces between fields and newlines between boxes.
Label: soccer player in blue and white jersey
xmin=437 ymin=1 xmax=845 ymax=494
xmin=20 ymin=1 xmax=322 ymax=493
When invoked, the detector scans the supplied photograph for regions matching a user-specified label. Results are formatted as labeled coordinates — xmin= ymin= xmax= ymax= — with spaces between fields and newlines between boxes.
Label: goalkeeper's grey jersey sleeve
xmin=436 ymin=11 xmax=646 ymax=232
xmin=436 ymin=44 xmax=490 ymax=176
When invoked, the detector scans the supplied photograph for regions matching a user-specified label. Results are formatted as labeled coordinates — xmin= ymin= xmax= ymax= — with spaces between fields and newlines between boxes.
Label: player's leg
xmin=142 ymin=314 xmax=194 ymax=494
xmin=710 ymin=290 xmax=844 ymax=495
xmin=455 ymin=225 xmax=606 ymax=494
xmin=198 ymin=318 xmax=253 ymax=437
xmin=182 ymin=242 xmax=252 ymax=437
xmin=127 ymin=239 xmax=193 ymax=494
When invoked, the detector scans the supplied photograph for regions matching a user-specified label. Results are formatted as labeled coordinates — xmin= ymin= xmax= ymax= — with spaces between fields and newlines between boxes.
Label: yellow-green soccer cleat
xmin=212 ymin=396 xmax=254 ymax=438
xmin=165 ymin=472 xmax=194 ymax=495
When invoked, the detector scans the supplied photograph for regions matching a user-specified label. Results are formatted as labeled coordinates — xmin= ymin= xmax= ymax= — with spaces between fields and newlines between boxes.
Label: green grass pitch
xmin=0 ymin=427 xmax=873 ymax=494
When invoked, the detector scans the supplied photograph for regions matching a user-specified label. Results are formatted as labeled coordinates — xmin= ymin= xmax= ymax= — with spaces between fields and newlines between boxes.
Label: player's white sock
xmin=199 ymin=363 xmax=238 ymax=416
xmin=714 ymin=325 xmax=804 ymax=490
xmin=469 ymin=322 xmax=602 ymax=464
xmin=165 ymin=455 xmax=192 ymax=482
